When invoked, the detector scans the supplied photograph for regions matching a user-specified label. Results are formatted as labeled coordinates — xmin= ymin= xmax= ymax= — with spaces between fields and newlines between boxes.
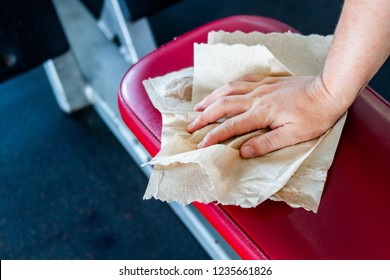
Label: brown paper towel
xmin=142 ymin=31 xmax=345 ymax=212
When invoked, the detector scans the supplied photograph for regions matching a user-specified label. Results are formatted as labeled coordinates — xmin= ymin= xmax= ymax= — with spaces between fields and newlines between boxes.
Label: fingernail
xmin=187 ymin=120 xmax=198 ymax=132
xmin=194 ymin=102 xmax=202 ymax=110
xmin=197 ymin=140 xmax=205 ymax=148
xmin=241 ymin=146 xmax=254 ymax=158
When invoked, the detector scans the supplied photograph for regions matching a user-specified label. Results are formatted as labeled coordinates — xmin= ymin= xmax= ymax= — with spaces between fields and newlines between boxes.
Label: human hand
xmin=186 ymin=74 xmax=347 ymax=158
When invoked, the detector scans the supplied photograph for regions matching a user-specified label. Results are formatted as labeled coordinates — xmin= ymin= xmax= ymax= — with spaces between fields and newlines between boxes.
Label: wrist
xmin=319 ymin=72 xmax=359 ymax=112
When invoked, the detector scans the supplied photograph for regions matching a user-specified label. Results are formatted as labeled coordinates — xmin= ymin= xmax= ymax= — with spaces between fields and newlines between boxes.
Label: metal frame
xmin=98 ymin=0 xmax=157 ymax=63
xmin=50 ymin=0 xmax=239 ymax=260
xmin=43 ymin=51 xmax=90 ymax=113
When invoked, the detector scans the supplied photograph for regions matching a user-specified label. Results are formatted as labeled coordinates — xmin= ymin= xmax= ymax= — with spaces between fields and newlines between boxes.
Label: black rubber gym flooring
xmin=0 ymin=66 xmax=209 ymax=259
xmin=1 ymin=0 xmax=388 ymax=260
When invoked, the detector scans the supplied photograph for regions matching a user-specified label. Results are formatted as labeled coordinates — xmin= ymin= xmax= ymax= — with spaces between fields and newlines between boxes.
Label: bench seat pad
xmin=118 ymin=15 xmax=390 ymax=259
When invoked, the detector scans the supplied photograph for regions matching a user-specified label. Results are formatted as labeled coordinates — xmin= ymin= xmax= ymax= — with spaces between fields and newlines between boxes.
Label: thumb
xmin=240 ymin=126 xmax=299 ymax=158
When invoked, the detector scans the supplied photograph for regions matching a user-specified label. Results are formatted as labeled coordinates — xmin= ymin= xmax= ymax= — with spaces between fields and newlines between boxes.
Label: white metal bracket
xmin=98 ymin=0 xmax=157 ymax=63
xmin=43 ymin=50 xmax=90 ymax=113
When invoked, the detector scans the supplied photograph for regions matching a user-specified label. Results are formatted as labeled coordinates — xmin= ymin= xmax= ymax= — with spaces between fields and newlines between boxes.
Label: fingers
xmin=197 ymin=111 xmax=262 ymax=148
xmin=186 ymin=75 xmax=334 ymax=158
xmin=240 ymin=126 xmax=300 ymax=158
xmin=187 ymin=95 xmax=252 ymax=133
xmin=195 ymin=81 xmax=263 ymax=111
xmin=195 ymin=76 xmax=284 ymax=111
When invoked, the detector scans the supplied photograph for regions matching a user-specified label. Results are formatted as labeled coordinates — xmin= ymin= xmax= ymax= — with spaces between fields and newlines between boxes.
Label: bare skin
xmin=187 ymin=0 xmax=390 ymax=158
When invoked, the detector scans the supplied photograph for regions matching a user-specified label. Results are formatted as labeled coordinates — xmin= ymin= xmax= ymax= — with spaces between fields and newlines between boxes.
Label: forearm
xmin=323 ymin=0 xmax=390 ymax=109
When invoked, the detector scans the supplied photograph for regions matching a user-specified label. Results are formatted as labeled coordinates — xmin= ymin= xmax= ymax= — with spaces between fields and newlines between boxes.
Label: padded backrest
xmin=0 ymin=0 xmax=69 ymax=82
xmin=122 ymin=0 xmax=183 ymax=21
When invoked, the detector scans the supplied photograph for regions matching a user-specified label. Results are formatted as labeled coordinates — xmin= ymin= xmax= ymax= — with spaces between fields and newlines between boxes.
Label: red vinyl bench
xmin=118 ymin=15 xmax=390 ymax=259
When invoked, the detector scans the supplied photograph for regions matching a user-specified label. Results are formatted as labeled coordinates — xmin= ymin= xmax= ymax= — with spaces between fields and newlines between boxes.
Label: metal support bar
xmin=43 ymin=51 xmax=90 ymax=113
xmin=98 ymin=0 xmax=157 ymax=63
xmin=51 ymin=0 xmax=239 ymax=260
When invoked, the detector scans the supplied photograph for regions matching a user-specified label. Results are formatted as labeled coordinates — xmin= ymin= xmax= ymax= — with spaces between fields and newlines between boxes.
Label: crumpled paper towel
xmin=142 ymin=31 xmax=346 ymax=212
